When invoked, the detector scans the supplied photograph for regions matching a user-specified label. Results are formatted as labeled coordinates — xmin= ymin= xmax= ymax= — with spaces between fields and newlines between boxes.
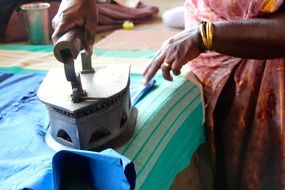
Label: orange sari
xmin=185 ymin=0 xmax=285 ymax=189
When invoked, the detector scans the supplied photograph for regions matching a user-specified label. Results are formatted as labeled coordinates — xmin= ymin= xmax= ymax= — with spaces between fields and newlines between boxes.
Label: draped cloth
xmin=184 ymin=0 xmax=285 ymax=189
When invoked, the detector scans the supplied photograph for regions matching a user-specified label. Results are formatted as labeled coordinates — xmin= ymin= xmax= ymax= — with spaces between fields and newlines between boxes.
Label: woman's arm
xmin=143 ymin=5 xmax=285 ymax=84
xmin=213 ymin=10 xmax=285 ymax=59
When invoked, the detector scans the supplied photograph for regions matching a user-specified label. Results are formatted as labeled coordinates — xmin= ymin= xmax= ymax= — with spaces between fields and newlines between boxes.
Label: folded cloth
xmin=26 ymin=149 xmax=135 ymax=190
xmin=130 ymin=78 xmax=156 ymax=106
xmin=1 ymin=1 xmax=159 ymax=42
xmin=113 ymin=0 xmax=140 ymax=8
xmin=53 ymin=149 xmax=135 ymax=190
xmin=0 ymin=68 xmax=153 ymax=190
xmin=97 ymin=2 xmax=159 ymax=24
xmin=14 ymin=149 xmax=135 ymax=190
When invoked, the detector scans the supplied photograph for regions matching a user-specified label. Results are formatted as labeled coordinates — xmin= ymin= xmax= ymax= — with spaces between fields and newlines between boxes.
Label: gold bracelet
xmin=199 ymin=22 xmax=207 ymax=51
xmin=199 ymin=21 xmax=215 ymax=51
xmin=206 ymin=22 xmax=215 ymax=50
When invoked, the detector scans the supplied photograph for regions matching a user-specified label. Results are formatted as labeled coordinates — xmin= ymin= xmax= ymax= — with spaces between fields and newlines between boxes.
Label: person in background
xmin=144 ymin=0 xmax=285 ymax=189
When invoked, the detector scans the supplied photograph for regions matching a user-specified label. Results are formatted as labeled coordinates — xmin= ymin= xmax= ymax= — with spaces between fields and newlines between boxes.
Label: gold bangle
xmin=199 ymin=22 xmax=207 ymax=51
xmin=199 ymin=21 xmax=215 ymax=51
xmin=206 ymin=22 xmax=215 ymax=50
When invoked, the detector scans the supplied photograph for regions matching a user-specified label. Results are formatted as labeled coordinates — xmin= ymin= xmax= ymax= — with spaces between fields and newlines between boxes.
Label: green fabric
xmin=0 ymin=66 xmax=47 ymax=74
xmin=0 ymin=45 xmax=53 ymax=52
xmin=0 ymin=45 xmax=156 ymax=59
xmin=0 ymin=45 xmax=205 ymax=189
xmin=117 ymin=74 xmax=204 ymax=189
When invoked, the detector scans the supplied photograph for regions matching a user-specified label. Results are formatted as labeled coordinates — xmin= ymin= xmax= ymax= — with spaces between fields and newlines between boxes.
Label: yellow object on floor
xmin=122 ymin=21 xmax=135 ymax=30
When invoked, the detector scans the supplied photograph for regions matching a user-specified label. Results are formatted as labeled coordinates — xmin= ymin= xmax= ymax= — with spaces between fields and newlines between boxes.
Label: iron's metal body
xmin=38 ymin=29 xmax=137 ymax=151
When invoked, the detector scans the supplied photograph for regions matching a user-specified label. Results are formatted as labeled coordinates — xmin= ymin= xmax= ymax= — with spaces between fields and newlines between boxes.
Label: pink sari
xmin=184 ymin=0 xmax=285 ymax=189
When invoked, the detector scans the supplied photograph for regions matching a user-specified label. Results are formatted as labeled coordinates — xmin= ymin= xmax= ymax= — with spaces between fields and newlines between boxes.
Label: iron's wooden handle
xmin=53 ymin=28 xmax=84 ymax=63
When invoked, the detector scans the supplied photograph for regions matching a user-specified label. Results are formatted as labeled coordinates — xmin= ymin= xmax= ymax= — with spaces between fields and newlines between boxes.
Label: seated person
xmin=144 ymin=0 xmax=285 ymax=189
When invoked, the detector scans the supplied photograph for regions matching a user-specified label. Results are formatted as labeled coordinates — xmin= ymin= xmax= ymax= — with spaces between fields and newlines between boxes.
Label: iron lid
xmin=37 ymin=64 xmax=130 ymax=112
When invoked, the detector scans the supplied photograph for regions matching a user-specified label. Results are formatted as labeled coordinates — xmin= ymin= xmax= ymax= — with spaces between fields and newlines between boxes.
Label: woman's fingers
xmin=171 ymin=59 xmax=183 ymax=76
xmin=143 ymin=49 xmax=162 ymax=75
xmin=160 ymin=61 xmax=173 ymax=81
xmin=143 ymin=51 xmax=166 ymax=84
xmin=143 ymin=46 xmax=184 ymax=84
xmin=143 ymin=28 xmax=201 ymax=83
xmin=159 ymin=50 xmax=174 ymax=81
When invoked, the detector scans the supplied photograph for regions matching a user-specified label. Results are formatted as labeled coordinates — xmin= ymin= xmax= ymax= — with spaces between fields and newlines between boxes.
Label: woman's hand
xmin=143 ymin=28 xmax=201 ymax=84
xmin=51 ymin=0 xmax=98 ymax=55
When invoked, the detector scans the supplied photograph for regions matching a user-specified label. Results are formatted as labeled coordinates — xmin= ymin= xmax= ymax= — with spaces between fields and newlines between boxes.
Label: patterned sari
xmin=184 ymin=0 xmax=285 ymax=189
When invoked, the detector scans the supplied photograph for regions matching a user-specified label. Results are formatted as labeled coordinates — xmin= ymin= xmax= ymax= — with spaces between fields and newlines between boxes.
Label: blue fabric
xmin=130 ymin=78 xmax=156 ymax=106
xmin=52 ymin=149 xmax=135 ymax=190
xmin=0 ymin=70 xmax=151 ymax=190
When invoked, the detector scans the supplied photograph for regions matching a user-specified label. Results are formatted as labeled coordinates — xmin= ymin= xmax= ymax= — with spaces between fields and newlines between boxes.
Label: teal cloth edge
xmin=0 ymin=66 xmax=47 ymax=74
xmin=0 ymin=66 xmax=143 ymax=80
xmin=140 ymin=104 xmax=205 ymax=189
xmin=0 ymin=45 xmax=156 ymax=59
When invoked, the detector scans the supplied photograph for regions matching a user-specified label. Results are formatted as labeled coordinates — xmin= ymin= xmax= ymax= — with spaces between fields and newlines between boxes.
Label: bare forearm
xmin=212 ymin=12 xmax=285 ymax=59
